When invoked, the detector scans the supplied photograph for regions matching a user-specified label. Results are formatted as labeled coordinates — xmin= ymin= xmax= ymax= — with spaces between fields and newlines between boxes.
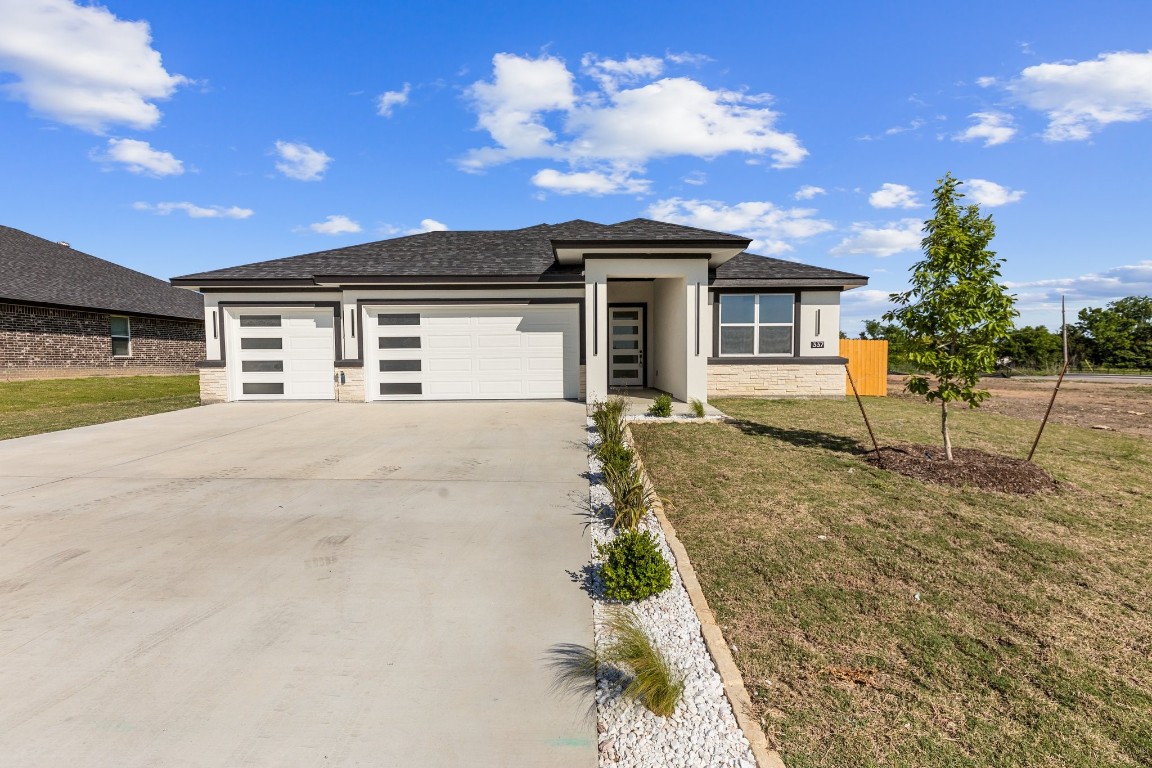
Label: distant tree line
xmin=860 ymin=295 xmax=1152 ymax=373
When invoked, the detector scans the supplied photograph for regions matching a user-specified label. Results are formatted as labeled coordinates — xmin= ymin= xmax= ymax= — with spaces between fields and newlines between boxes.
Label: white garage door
xmin=367 ymin=304 xmax=579 ymax=400
xmin=227 ymin=308 xmax=335 ymax=400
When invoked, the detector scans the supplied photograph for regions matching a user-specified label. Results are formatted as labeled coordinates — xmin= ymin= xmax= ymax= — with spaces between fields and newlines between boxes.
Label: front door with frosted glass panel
xmin=609 ymin=307 xmax=644 ymax=387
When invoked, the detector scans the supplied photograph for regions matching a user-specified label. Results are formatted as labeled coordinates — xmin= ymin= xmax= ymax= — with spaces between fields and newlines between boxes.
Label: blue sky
xmin=2 ymin=0 xmax=1150 ymax=333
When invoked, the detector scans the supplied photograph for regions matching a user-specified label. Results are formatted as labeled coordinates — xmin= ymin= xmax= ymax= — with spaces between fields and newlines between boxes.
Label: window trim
xmin=110 ymin=315 xmax=131 ymax=358
xmin=717 ymin=293 xmax=796 ymax=357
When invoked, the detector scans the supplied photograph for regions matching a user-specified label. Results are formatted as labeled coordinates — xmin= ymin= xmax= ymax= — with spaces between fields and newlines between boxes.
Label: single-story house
xmin=170 ymin=218 xmax=867 ymax=404
xmin=1 ymin=225 xmax=205 ymax=379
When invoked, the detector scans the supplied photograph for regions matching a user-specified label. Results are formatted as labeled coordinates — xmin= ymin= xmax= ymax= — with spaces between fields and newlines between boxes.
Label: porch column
xmin=584 ymin=266 xmax=609 ymax=403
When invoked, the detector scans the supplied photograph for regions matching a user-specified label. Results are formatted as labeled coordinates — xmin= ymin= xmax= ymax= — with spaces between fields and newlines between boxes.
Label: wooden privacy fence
xmin=840 ymin=339 xmax=888 ymax=396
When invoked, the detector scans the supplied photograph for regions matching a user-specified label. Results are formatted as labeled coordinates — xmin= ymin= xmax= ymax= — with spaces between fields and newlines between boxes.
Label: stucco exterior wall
xmin=707 ymin=363 xmax=845 ymax=399
xmin=1 ymin=302 xmax=204 ymax=378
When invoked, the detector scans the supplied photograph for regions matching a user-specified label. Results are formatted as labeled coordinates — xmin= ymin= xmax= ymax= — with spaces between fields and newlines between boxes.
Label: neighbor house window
xmin=110 ymin=316 xmax=131 ymax=357
xmin=718 ymin=294 xmax=794 ymax=356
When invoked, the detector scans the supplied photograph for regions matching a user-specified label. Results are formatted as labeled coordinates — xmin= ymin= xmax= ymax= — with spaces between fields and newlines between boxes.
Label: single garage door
xmin=226 ymin=308 xmax=335 ymax=400
xmin=367 ymin=304 xmax=579 ymax=400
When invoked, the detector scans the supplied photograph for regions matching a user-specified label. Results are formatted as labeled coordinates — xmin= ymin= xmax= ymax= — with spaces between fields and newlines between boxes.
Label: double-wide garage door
xmin=367 ymin=304 xmax=579 ymax=401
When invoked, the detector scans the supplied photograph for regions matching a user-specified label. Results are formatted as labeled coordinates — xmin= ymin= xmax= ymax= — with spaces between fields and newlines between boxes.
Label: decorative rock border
xmin=624 ymin=424 xmax=787 ymax=768
xmin=586 ymin=420 xmax=782 ymax=768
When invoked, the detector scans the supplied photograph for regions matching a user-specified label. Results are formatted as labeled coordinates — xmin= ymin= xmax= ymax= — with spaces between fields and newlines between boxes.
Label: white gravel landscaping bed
xmin=587 ymin=424 xmax=756 ymax=768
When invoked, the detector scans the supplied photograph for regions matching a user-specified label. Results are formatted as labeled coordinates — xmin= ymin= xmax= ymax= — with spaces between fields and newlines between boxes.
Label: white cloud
xmin=976 ymin=76 xmax=998 ymax=88
xmin=460 ymin=52 xmax=807 ymax=190
xmin=532 ymin=167 xmax=650 ymax=196
xmin=407 ymin=218 xmax=447 ymax=234
xmin=462 ymin=52 xmax=575 ymax=170
xmin=858 ymin=119 xmax=926 ymax=141
xmin=831 ymin=218 xmax=922 ymax=257
xmin=93 ymin=138 xmax=183 ymax=176
xmin=953 ymin=111 xmax=1017 ymax=146
xmin=647 ymin=197 xmax=833 ymax=255
xmin=1004 ymin=261 xmax=1152 ymax=303
xmin=665 ymin=51 xmax=712 ymax=66
xmin=0 ymin=0 xmax=187 ymax=132
xmin=376 ymin=83 xmax=410 ymax=117
xmin=581 ymin=54 xmax=664 ymax=91
xmin=1007 ymin=50 xmax=1152 ymax=140
xmin=273 ymin=140 xmax=332 ymax=181
xmin=869 ymin=183 xmax=921 ymax=209
xmin=964 ymin=178 xmax=1025 ymax=207
xmin=133 ymin=201 xmax=252 ymax=219
xmin=682 ymin=170 xmax=707 ymax=186
xmin=794 ymin=185 xmax=826 ymax=200
xmin=308 ymin=215 xmax=361 ymax=235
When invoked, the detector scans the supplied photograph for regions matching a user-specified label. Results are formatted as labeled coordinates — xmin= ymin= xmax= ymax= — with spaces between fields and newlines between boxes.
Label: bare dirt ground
xmin=888 ymin=374 xmax=1152 ymax=438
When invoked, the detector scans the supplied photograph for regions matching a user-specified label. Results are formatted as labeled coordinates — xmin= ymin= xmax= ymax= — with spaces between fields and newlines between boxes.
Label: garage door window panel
xmin=240 ymin=315 xmax=282 ymax=327
xmin=241 ymin=337 xmax=283 ymax=350
xmin=242 ymin=360 xmax=284 ymax=372
xmin=379 ymin=337 xmax=421 ymax=349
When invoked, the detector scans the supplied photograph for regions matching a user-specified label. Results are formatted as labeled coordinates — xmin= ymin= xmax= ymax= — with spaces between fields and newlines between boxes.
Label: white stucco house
xmin=171 ymin=218 xmax=867 ymax=404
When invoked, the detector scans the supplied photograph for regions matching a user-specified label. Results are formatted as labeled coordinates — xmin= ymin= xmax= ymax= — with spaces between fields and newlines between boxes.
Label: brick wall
xmin=1 ymin=302 xmax=204 ymax=375
xmin=707 ymin=363 xmax=845 ymax=399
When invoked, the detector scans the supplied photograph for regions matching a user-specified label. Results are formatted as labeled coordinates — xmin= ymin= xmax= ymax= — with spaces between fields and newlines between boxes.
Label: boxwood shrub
xmin=597 ymin=529 xmax=672 ymax=601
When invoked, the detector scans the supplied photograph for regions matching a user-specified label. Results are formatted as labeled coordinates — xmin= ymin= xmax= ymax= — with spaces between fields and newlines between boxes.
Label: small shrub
xmin=602 ymin=462 xmax=653 ymax=530
xmin=689 ymin=398 xmax=706 ymax=418
xmin=596 ymin=440 xmax=634 ymax=476
xmin=601 ymin=608 xmax=684 ymax=716
xmin=598 ymin=529 xmax=672 ymax=601
xmin=647 ymin=393 xmax=673 ymax=418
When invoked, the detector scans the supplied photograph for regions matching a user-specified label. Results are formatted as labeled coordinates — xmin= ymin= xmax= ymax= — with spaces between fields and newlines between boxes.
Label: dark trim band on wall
xmin=196 ymin=359 xmax=226 ymax=368
xmin=592 ymin=283 xmax=598 ymax=357
xmin=695 ymin=282 xmax=701 ymax=357
xmin=215 ymin=301 xmax=342 ymax=364
xmin=707 ymin=356 xmax=848 ymax=366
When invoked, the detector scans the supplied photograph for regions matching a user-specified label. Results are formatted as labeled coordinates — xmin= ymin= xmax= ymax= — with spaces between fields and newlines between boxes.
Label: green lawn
xmin=0 ymin=375 xmax=200 ymax=440
xmin=629 ymin=396 xmax=1151 ymax=768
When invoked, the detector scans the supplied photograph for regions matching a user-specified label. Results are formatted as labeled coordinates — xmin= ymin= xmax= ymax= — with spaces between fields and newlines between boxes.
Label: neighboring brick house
xmin=1 ymin=225 xmax=205 ymax=380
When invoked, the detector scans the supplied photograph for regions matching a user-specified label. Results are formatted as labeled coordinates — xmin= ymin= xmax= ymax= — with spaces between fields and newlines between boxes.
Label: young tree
xmin=884 ymin=173 xmax=1017 ymax=460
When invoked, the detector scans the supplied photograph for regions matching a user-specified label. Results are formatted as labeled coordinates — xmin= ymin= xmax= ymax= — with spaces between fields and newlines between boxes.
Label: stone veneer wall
xmin=1 ymin=302 xmax=204 ymax=377
xmin=335 ymin=366 xmax=365 ymax=402
xmin=707 ymin=363 xmax=845 ymax=399
xmin=197 ymin=366 xmax=227 ymax=404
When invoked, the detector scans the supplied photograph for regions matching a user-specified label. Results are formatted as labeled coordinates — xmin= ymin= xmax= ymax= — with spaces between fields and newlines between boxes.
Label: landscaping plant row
xmin=576 ymin=395 xmax=756 ymax=767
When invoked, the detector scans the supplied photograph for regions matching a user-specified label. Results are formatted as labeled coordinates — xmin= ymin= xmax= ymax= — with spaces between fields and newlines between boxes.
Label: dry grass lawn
xmin=0 ymin=375 xmax=199 ymax=440
xmin=629 ymin=395 xmax=1151 ymax=768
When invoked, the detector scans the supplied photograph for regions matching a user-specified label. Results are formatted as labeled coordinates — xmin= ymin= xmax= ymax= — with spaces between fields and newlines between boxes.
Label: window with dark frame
xmin=110 ymin=316 xmax=131 ymax=357
xmin=718 ymin=294 xmax=794 ymax=356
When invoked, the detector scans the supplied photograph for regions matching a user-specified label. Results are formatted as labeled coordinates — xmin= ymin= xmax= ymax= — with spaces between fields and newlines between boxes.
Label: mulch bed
xmin=865 ymin=444 xmax=1059 ymax=494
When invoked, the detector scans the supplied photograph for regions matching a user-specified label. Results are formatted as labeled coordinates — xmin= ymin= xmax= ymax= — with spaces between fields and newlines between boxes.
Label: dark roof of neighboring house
xmin=0 ymin=225 xmax=204 ymax=321
xmin=171 ymin=217 xmax=866 ymax=289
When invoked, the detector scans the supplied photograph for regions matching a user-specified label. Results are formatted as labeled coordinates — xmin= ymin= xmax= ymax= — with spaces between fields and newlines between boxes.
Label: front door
xmin=608 ymin=307 xmax=644 ymax=387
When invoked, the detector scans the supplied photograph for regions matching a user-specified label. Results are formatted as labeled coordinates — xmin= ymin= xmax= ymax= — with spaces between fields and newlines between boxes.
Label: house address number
xmin=811 ymin=341 xmax=825 ymax=349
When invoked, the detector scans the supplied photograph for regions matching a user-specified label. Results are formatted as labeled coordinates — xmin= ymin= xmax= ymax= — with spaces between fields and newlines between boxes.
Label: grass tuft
xmin=689 ymin=398 xmax=706 ymax=418
xmin=601 ymin=608 xmax=684 ymax=716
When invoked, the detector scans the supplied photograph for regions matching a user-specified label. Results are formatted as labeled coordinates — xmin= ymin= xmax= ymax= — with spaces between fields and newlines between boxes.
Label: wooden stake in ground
xmin=845 ymin=364 xmax=883 ymax=467
xmin=1027 ymin=296 xmax=1069 ymax=462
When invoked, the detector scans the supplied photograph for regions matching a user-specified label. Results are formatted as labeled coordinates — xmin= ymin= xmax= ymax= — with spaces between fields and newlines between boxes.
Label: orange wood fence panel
xmin=840 ymin=339 xmax=889 ymax=396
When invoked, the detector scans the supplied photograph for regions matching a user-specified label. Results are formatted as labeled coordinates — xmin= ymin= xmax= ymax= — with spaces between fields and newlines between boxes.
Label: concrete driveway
xmin=0 ymin=402 xmax=595 ymax=767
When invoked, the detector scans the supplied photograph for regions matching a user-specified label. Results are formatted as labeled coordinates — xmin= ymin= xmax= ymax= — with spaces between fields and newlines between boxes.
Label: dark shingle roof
xmin=0 ymin=226 xmax=204 ymax=320
xmin=713 ymin=251 xmax=868 ymax=287
xmin=172 ymin=218 xmax=752 ymax=283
